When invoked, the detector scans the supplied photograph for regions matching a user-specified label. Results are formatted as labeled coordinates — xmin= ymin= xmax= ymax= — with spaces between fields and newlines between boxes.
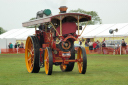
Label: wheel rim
xmin=25 ymin=37 xmax=34 ymax=73
xmin=44 ymin=48 xmax=49 ymax=75
xmin=77 ymin=48 xmax=83 ymax=73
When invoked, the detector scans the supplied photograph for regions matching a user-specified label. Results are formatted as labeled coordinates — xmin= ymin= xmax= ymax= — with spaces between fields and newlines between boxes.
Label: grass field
xmin=0 ymin=54 xmax=128 ymax=85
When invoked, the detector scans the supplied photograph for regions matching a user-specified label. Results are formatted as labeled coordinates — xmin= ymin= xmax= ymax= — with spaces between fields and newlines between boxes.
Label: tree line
xmin=0 ymin=27 xmax=6 ymax=35
xmin=0 ymin=8 xmax=102 ymax=34
xmin=28 ymin=8 xmax=102 ymax=28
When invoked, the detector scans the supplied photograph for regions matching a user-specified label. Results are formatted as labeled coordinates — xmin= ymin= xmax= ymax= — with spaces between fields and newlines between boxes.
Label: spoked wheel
xmin=44 ymin=47 xmax=53 ymax=75
xmin=25 ymin=36 xmax=40 ymax=73
xmin=77 ymin=46 xmax=87 ymax=74
xmin=60 ymin=47 xmax=75 ymax=72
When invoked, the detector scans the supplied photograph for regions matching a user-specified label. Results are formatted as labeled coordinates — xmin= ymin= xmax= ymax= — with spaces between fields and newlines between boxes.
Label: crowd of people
xmin=79 ymin=39 xmax=106 ymax=50
xmin=8 ymin=42 xmax=24 ymax=49
xmin=85 ymin=40 xmax=106 ymax=50
xmin=79 ymin=38 xmax=127 ymax=51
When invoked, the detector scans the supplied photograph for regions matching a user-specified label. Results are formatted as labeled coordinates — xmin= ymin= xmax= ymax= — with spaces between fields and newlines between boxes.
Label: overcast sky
xmin=0 ymin=0 xmax=128 ymax=31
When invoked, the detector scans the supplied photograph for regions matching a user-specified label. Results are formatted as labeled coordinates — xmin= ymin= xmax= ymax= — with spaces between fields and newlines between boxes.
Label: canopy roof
xmin=22 ymin=13 xmax=91 ymax=27
xmin=0 ymin=23 xmax=128 ymax=40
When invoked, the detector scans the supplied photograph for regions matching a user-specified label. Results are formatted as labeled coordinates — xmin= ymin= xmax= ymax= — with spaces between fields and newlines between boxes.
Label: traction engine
xmin=22 ymin=6 xmax=91 ymax=75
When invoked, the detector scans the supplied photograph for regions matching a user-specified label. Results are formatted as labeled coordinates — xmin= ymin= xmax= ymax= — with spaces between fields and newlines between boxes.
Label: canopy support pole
xmin=78 ymin=15 xmax=79 ymax=35
xmin=35 ymin=25 xmax=37 ymax=34
xmin=80 ymin=21 xmax=88 ymax=36
xmin=50 ymin=22 xmax=60 ymax=36
xmin=60 ymin=16 xmax=62 ymax=36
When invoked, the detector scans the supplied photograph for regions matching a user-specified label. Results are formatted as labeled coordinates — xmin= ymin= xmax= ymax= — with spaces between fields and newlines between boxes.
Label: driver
xmin=38 ymin=23 xmax=45 ymax=31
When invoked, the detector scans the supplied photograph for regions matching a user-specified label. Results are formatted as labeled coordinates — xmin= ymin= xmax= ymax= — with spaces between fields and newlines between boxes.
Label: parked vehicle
xmin=22 ymin=6 xmax=91 ymax=75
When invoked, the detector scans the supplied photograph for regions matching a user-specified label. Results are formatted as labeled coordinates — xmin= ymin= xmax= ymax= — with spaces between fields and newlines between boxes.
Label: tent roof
xmin=0 ymin=23 xmax=128 ymax=40
xmin=78 ymin=23 xmax=128 ymax=38
xmin=96 ymin=23 xmax=128 ymax=37
xmin=0 ymin=28 xmax=35 ymax=40
xmin=83 ymin=24 xmax=115 ymax=37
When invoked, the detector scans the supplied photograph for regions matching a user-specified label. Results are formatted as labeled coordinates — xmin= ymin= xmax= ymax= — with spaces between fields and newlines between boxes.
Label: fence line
xmin=0 ymin=48 xmax=25 ymax=54
xmin=0 ymin=46 xmax=128 ymax=55
xmin=88 ymin=46 xmax=128 ymax=55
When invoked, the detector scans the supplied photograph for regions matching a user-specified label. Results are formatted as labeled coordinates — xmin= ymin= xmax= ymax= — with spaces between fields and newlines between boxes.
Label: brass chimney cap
xmin=59 ymin=6 xmax=68 ymax=13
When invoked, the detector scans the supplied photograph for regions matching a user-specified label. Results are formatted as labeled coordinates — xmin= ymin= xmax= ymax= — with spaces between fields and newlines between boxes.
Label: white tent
xmin=78 ymin=23 xmax=128 ymax=38
xmin=0 ymin=23 xmax=128 ymax=40
xmin=0 ymin=28 xmax=35 ymax=49
xmin=0 ymin=28 xmax=35 ymax=40
xmin=0 ymin=38 xmax=16 ymax=49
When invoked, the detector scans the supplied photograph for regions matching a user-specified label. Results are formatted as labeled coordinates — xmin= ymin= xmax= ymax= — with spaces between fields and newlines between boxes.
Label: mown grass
xmin=0 ymin=54 xmax=128 ymax=85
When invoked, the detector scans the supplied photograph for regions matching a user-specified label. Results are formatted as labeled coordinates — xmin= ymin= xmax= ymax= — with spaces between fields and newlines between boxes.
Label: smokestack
xmin=59 ymin=6 xmax=68 ymax=13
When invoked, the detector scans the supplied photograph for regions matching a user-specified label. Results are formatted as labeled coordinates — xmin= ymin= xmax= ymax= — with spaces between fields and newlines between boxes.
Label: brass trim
xmin=80 ymin=21 xmax=88 ymax=36
xmin=50 ymin=22 xmax=60 ymax=36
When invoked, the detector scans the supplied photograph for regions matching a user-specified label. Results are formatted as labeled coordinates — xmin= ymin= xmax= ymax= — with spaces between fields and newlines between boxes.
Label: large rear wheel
xmin=25 ymin=36 xmax=40 ymax=73
xmin=77 ymin=46 xmax=87 ymax=74
xmin=44 ymin=47 xmax=53 ymax=75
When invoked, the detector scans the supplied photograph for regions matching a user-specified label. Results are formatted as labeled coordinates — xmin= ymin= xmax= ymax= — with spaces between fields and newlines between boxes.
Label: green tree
xmin=68 ymin=8 xmax=102 ymax=25
xmin=0 ymin=27 xmax=6 ymax=35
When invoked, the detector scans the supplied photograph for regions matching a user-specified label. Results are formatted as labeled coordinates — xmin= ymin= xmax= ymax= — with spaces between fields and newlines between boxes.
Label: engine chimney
xmin=59 ymin=6 xmax=68 ymax=13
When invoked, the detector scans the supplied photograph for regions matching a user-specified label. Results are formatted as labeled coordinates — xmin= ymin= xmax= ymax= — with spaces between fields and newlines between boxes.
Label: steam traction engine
xmin=22 ymin=6 xmax=91 ymax=75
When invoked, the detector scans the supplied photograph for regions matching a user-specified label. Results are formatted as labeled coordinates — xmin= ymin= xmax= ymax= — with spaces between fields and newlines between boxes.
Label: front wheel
xmin=77 ymin=46 xmax=87 ymax=74
xmin=44 ymin=47 xmax=53 ymax=75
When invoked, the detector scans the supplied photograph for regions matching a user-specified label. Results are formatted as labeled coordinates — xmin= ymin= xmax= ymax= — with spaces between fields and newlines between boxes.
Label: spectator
xmin=14 ymin=43 xmax=17 ymax=48
xmin=19 ymin=42 xmax=24 ymax=48
xmin=117 ymin=44 xmax=120 ymax=49
xmin=121 ymin=40 xmax=126 ymax=46
xmin=96 ymin=40 xmax=99 ymax=48
xmin=102 ymin=41 xmax=106 ymax=54
xmin=9 ymin=43 xmax=13 ymax=49
xmin=17 ymin=42 xmax=20 ymax=47
xmin=89 ymin=41 xmax=93 ymax=50
xmin=79 ymin=40 xmax=82 ymax=45
xmin=102 ymin=41 xmax=106 ymax=47
xmin=93 ymin=41 xmax=97 ymax=50
xmin=121 ymin=40 xmax=126 ymax=54
xmin=82 ymin=37 xmax=84 ymax=42
xmin=85 ymin=41 xmax=89 ymax=47
xmin=96 ymin=40 xmax=101 ymax=49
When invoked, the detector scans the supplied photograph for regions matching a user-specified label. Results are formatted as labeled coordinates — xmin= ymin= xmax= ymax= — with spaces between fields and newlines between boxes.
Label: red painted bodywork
xmin=37 ymin=30 xmax=79 ymax=65
xmin=34 ymin=13 xmax=91 ymax=66
xmin=36 ymin=29 xmax=78 ymax=65
xmin=56 ymin=22 xmax=77 ymax=36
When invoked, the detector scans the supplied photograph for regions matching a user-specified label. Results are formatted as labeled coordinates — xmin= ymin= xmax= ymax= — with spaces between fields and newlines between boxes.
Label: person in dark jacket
xmin=85 ymin=41 xmax=89 ymax=47
xmin=79 ymin=40 xmax=82 ymax=45
xmin=14 ymin=43 xmax=17 ymax=48
xmin=38 ymin=23 xmax=45 ymax=31
xmin=121 ymin=40 xmax=127 ymax=54
xmin=122 ymin=40 xmax=126 ymax=46
xmin=102 ymin=41 xmax=106 ymax=47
